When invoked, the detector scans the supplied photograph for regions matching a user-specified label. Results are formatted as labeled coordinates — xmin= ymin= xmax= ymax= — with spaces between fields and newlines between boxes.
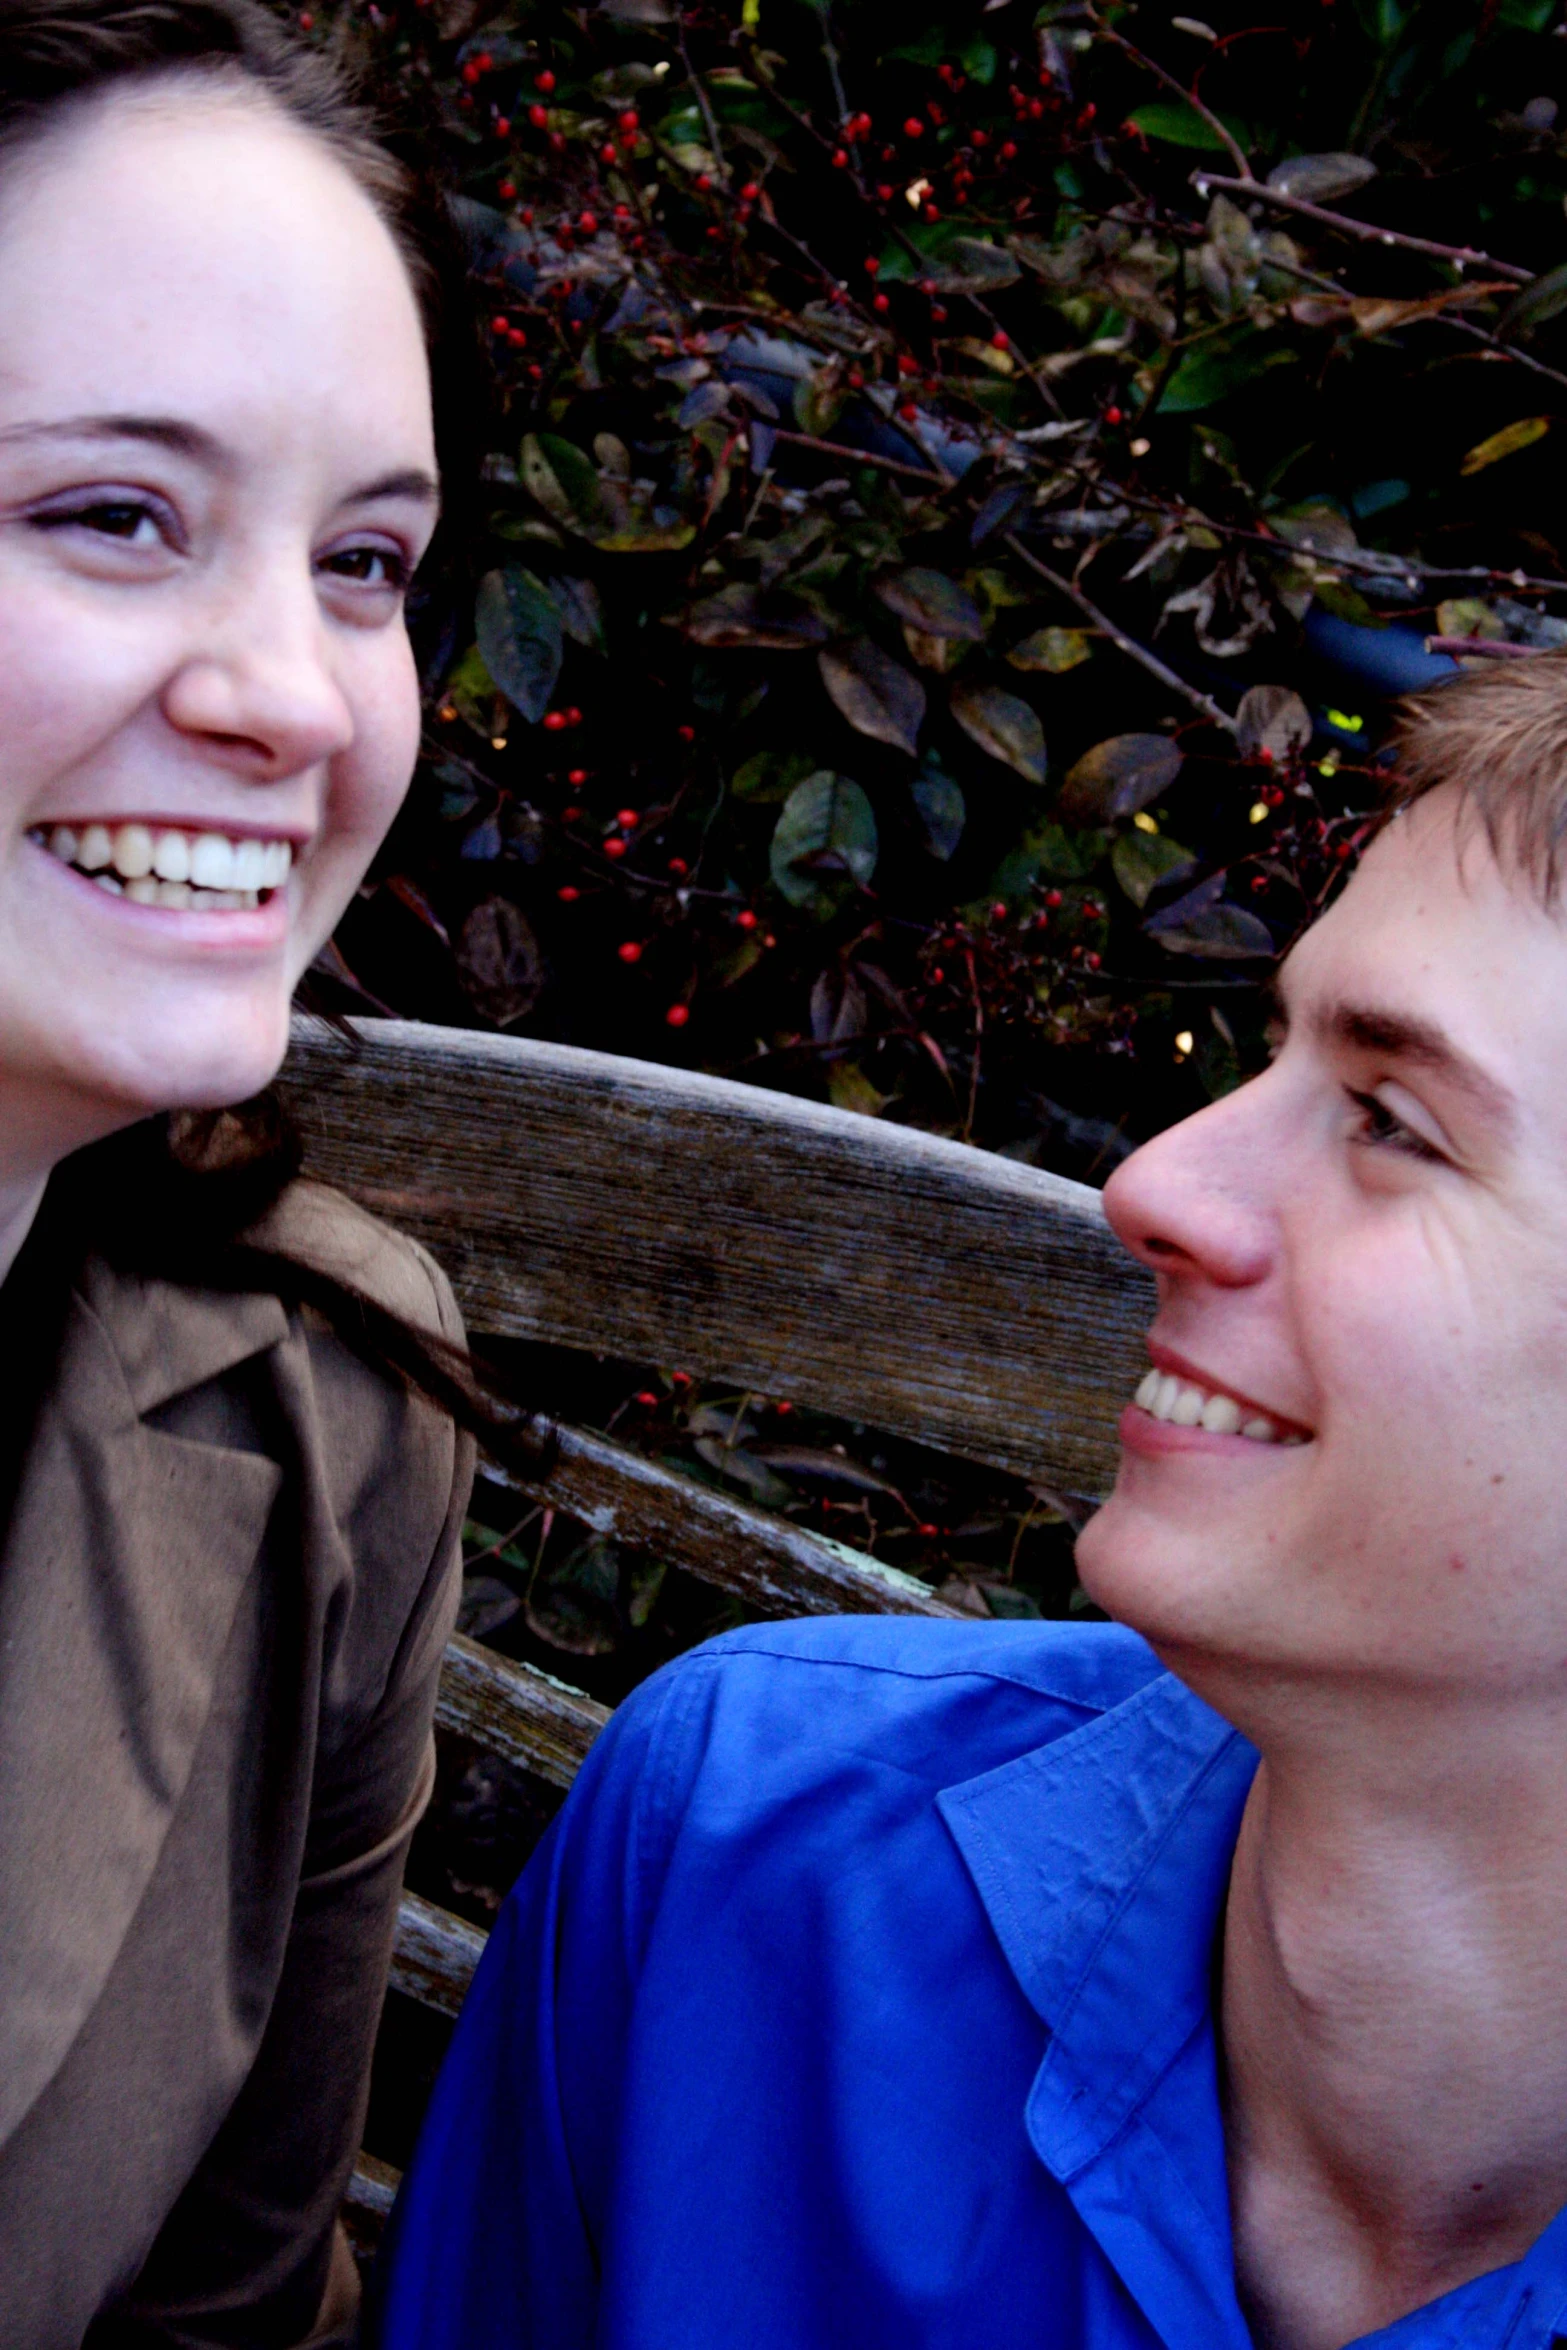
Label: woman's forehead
xmin=0 ymin=87 xmax=432 ymax=458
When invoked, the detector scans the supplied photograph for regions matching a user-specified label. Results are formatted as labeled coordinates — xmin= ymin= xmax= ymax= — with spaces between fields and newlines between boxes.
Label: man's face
xmin=1076 ymin=789 xmax=1567 ymax=1698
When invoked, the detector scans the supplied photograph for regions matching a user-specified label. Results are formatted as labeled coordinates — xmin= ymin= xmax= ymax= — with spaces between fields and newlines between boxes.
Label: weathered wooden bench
xmin=276 ymin=1013 xmax=1154 ymax=2246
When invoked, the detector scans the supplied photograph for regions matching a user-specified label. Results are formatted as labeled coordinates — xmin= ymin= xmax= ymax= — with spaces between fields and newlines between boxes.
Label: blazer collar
xmin=0 ymin=1257 xmax=286 ymax=2153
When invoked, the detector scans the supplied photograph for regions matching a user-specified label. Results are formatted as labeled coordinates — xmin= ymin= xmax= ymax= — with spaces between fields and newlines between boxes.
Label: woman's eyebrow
xmin=0 ymin=413 xmax=439 ymax=507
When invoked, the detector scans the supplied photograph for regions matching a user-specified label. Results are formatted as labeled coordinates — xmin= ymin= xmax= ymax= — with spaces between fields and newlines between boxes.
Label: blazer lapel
xmin=0 ymin=1263 xmax=287 ymax=2154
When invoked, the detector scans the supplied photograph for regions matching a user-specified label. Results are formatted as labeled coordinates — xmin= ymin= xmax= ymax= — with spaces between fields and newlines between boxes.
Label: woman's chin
xmin=58 ymin=1002 xmax=294 ymax=1122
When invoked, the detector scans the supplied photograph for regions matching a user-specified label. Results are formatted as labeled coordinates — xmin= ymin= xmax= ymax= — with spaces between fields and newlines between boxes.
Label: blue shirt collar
xmin=937 ymin=1664 xmax=1567 ymax=2350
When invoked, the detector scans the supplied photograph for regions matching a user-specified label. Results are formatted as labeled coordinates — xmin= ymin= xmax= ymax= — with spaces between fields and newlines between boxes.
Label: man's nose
xmin=1102 ymin=1077 xmax=1279 ymax=1290
xmin=160 ymin=556 xmax=356 ymax=781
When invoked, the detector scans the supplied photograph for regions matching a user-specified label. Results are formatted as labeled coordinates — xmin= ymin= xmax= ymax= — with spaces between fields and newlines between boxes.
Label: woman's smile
xmin=28 ymin=817 xmax=296 ymax=910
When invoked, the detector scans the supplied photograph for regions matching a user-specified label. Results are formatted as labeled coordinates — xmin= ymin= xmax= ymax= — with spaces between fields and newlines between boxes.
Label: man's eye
xmin=1347 ymin=1087 xmax=1441 ymax=1162
xmin=320 ymin=544 xmax=412 ymax=590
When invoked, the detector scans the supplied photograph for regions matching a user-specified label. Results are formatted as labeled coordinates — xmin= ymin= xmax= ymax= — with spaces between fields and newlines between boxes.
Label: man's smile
xmin=1130 ymin=1344 xmax=1314 ymax=1446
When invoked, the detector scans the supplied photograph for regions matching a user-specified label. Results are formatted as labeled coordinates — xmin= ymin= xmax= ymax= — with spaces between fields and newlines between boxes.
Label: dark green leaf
xmin=732 ymin=748 xmax=818 ymax=803
xmin=687 ymin=584 xmax=831 ymax=649
xmin=923 ymin=236 xmax=1022 ymax=294
xmin=950 ymin=682 xmax=1046 ymax=782
xmin=457 ymin=897 xmax=546 ymax=1023
xmin=873 ymin=567 xmax=986 ymax=640
xmin=819 ymin=638 xmax=926 ymax=756
xmin=1111 ymin=829 xmax=1198 ymax=909
xmin=1059 ymin=734 xmax=1183 ymax=824
xmin=911 ymin=766 xmax=966 ymax=860
xmin=1266 ymin=152 xmax=1377 ymax=202
xmin=1236 ymin=684 xmax=1312 ymax=762
xmin=1157 ymin=336 xmax=1299 ymax=414
xmin=548 ymin=574 xmax=607 ymax=655
xmin=1127 ymin=101 xmax=1246 ymax=151
xmin=1008 ymin=626 xmax=1092 ymax=674
xmin=1144 ymin=873 xmax=1274 ymax=960
xmin=475 ymin=567 xmax=563 ymax=724
xmin=770 ymin=772 xmax=879 ymax=914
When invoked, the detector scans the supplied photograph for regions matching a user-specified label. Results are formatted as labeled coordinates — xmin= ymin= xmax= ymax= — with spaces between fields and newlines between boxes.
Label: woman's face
xmin=0 ymin=83 xmax=437 ymax=1140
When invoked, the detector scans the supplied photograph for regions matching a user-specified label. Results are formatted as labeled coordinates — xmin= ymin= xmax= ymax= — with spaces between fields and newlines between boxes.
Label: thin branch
xmin=1437 ymin=311 xmax=1567 ymax=396
xmin=1424 ymin=636 xmax=1544 ymax=659
xmin=1003 ymin=530 xmax=1238 ymax=734
xmin=1188 ymin=171 xmax=1533 ymax=285
xmin=1091 ymin=15 xmax=1254 ymax=184
xmin=770 ymin=425 xmax=951 ymax=486
xmin=676 ymin=16 xmax=729 ymax=188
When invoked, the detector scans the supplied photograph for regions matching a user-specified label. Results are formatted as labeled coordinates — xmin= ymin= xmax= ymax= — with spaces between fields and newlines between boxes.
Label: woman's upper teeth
xmin=39 ymin=822 xmax=293 ymax=894
xmin=1134 ymin=1368 xmax=1307 ymax=1445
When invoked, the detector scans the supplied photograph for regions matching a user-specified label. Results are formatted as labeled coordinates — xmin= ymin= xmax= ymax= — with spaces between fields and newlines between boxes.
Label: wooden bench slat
xmin=390 ymin=1890 xmax=487 ymax=2019
xmin=435 ymin=1629 xmax=610 ymax=1789
xmin=280 ymin=1017 xmax=1151 ymax=1497
xmin=488 ymin=1422 xmax=961 ymax=1620
xmin=345 ymin=2150 xmax=401 ymax=2222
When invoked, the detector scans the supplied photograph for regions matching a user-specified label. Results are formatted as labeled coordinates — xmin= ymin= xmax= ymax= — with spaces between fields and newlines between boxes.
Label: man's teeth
xmin=1133 ymin=1368 xmax=1306 ymax=1445
xmin=36 ymin=822 xmax=292 ymax=909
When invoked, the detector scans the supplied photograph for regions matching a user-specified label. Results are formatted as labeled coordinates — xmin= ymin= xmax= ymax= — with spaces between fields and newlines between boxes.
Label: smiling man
xmin=374 ymin=660 xmax=1567 ymax=2350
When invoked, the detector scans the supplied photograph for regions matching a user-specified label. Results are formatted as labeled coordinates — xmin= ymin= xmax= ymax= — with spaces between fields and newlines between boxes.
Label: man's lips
xmin=1145 ymin=1340 xmax=1315 ymax=1440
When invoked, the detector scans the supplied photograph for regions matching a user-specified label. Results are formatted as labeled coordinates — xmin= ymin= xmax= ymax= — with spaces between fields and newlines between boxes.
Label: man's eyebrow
xmin=1320 ymin=998 xmax=1517 ymax=1130
xmin=0 ymin=415 xmax=440 ymax=508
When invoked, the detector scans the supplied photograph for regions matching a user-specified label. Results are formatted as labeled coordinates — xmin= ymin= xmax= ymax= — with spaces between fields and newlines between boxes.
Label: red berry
xmin=618 ymin=940 xmax=643 ymax=964
xmin=1001 ymin=140 xmax=1017 ymax=159
xmin=561 ymin=806 xmax=582 ymax=823
xmin=634 ymin=1390 xmax=659 ymax=1407
xmin=930 ymin=965 xmax=945 ymax=982
xmin=897 ymin=353 xmax=919 ymax=375
xmin=491 ymin=312 xmax=510 ymax=334
xmin=461 ymin=61 xmax=481 ymax=84
xmin=848 ymin=367 xmax=865 ymax=388
xmin=695 ymin=172 xmax=713 ymax=191
xmin=1104 ymin=404 xmax=1123 ymax=425
xmin=298 ymin=8 xmax=312 ymax=24
xmin=557 ymin=885 xmax=580 ymax=902
xmin=918 ymin=1522 xmax=939 ymax=1537
xmin=521 ymin=208 xmax=534 ymax=226
xmin=565 ymin=706 xmax=582 ymax=726
xmin=1044 ymin=888 xmax=1062 ymax=909
xmin=543 ymin=710 xmax=567 ymax=731
xmin=498 ymin=180 xmax=516 ymax=200
xmin=495 ymin=116 xmax=510 ymax=136
xmin=990 ymin=329 xmax=1009 ymax=351
xmin=931 ymin=304 xmax=948 ymax=323
xmin=873 ymin=292 xmax=890 ymax=312
xmin=864 ymin=256 xmax=880 ymax=275
xmin=601 ymin=141 xmax=618 ymax=163
xmin=763 ymin=933 xmax=776 ymax=948
xmin=898 ymin=400 xmax=918 ymax=420
xmin=616 ymin=806 xmax=639 ymax=828
xmin=667 ymin=856 xmax=689 ymax=876
xmin=528 ymin=103 xmax=548 ymax=128
xmin=579 ymin=210 xmax=598 ymax=232
xmin=567 ymin=767 xmax=588 ymax=786
xmin=677 ymin=723 xmax=696 ymax=742
xmin=903 ymin=117 xmax=923 ymax=137
xmin=534 ymin=69 xmax=555 ymax=92
xmin=665 ymin=1003 xmax=691 ymax=1028
xmin=972 ymin=129 xmax=989 ymax=147
xmin=618 ymin=109 xmax=640 ymax=134
xmin=991 ymin=900 xmax=1008 ymax=919
xmin=736 ymin=909 xmax=758 ymax=931
xmin=832 ymin=148 xmax=849 ymax=168
xmin=603 ymin=837 xmax=626 ymax=860
xmin=877 ymin=183 xmax=894 ymax=201
xmin=1084 ymin=950 xmax=1102 ymax=971
xmin=671 ymin=1370 xmax=694 ymax=1388
xmin=475 ymin=51 xmax=492 ymax=70
xmin=508 ymin=327 xmax=526 ymax=348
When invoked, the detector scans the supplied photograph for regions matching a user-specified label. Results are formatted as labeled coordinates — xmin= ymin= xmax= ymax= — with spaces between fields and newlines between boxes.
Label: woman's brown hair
xmin=0 ymin=0 xmax=551 ymax=1477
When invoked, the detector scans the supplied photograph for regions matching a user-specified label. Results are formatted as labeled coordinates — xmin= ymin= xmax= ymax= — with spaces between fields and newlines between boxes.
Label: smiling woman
xmin=0 ymin=4 xmax=517 ymax=2343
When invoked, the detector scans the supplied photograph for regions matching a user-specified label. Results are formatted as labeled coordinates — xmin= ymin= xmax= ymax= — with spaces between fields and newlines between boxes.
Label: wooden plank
xmin=280 ymin=1019 xmax=1152 ymax=1495
xmin=489 ymin=1424 xmax=962 ymax=1620
xmin=435 ymin=1630 xmax=610 ymax=1789
xmin=343 ymin=2151 xmax=400 ymax=2263
xmin=390 ymin=1890 xmax=486 ymax=2020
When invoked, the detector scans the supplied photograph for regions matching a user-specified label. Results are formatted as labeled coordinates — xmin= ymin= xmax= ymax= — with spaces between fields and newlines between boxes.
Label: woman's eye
xmin=320 ymin=543 xmax=412 ymax=591
xmin=33 ymin=498 xmax=164 ymax=545
xmin=1347 ymin=1087 xmax=1442 ymax=1163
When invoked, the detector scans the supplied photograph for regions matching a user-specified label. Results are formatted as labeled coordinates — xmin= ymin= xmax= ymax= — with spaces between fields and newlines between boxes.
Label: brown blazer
xmin=0 ymin=1180 xmax=472 ymax=2350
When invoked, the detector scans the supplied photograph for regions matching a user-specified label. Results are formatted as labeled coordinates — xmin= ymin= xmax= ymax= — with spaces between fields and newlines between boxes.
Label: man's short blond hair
xmin=1390 ymin=650 xmax=1567 ymax=902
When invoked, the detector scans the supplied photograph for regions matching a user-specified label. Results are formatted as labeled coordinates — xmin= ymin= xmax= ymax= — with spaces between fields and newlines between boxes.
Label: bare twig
xmin=1092 ymin=14 xmax=1254 ymax=184
xmin=770 ymin=425 xmax=951 ymax=487
xmin=677 ymin=15 xmax=729 ymax=187
xmin=1424 ymin=636 xmax=1545 ymax=659
xmin=1435 ymin=312 xmax=1567 ymax=396
xmin=1189 ymin=171 xmax=1533 ymax=285
xmin=1002 ymin=530 xmax=1238 ymax=735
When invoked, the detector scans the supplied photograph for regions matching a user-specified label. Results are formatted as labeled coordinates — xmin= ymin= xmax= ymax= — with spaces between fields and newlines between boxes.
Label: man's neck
xmin=1205 ymin=1678 xmax=1567 ymax=2350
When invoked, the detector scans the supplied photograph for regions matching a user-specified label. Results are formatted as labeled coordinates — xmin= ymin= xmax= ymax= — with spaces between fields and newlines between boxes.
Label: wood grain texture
xmin=280 ymin=1018 xmax=1153 ymax=1495
xmin=435 ymin=1629 xmax=610 ymax=1789
xmin=487 ymin=1428 xmax=962 ymax=1618
xmin=390 ymin=1890 xmax=486 ymax=2020
xmin=342 ymin=2152 xmax=400 ymax=2263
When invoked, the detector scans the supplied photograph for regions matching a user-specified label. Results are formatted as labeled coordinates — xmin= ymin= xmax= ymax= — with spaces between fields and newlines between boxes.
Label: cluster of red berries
xmin=542 ymin=706 xmax=584 ymax=733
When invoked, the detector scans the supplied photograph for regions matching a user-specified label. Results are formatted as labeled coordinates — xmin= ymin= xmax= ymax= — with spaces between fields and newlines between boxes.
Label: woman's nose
xmin=1103 ymin=1080 xmax=1279 ymax=1290
xmin=160 ymin=560 xmax=355 ymax=781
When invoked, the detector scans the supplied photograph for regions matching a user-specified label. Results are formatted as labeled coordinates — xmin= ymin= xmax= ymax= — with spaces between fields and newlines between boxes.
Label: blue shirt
xmin=375 ymin=1618 xmax=1567 ymax=2349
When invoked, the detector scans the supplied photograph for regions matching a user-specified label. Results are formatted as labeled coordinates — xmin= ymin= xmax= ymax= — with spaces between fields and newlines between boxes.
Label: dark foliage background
xmin=297 ymin=0 xmax=1567 ymax=2154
